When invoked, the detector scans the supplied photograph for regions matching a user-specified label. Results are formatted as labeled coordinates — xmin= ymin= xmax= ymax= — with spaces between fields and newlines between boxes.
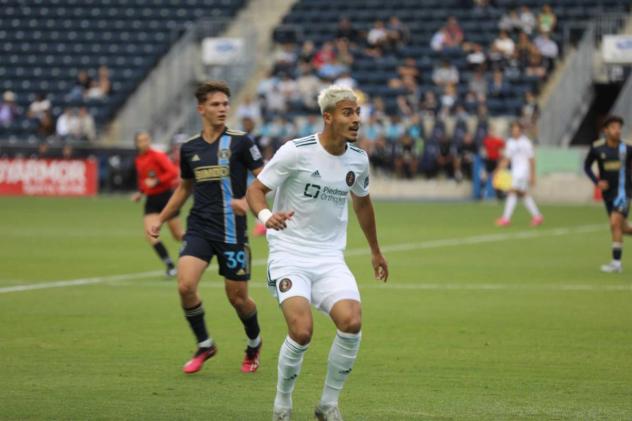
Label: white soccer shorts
xmin=511 ymin=176 xmax=529 ymax=192
xmin=266 ymin=250 xmax=361 ymax=314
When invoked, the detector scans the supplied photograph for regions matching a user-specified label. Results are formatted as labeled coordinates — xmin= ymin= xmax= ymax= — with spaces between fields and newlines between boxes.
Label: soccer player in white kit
xmin=495 ymin=121 xmax=544 ymax=227
xmin=246 ymin=85 xmax=389 ymax=421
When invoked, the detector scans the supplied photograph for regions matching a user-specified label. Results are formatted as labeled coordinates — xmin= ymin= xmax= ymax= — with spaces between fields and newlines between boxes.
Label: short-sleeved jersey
xmin=180 ymin=128 xmax=264 ymax=244
xmin=257 ymin=134 xmax=370 ymax=256
xmin=584 ymin=138 xmax=632 ymax=201
xmin=504 ymin=135 xmax=534 ymax=178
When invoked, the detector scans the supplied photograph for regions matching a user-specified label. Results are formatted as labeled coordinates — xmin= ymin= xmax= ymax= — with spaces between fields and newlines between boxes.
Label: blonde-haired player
xmin=247 ymin=85 xmax=388 ymax=421
xmin=495 ymin=121 xmax=544 ymax=227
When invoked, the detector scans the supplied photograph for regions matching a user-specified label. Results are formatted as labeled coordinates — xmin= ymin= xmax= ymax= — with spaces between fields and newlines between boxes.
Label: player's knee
xmin=227 ymin=292 xmax=247 ymax=310
xmin=177 ymin=280 xmax=196 ymax=298
xmin=289 ymin=326 xmax=312 ymax=345
xmin=337 ymin=314 xmax=362 ymax=334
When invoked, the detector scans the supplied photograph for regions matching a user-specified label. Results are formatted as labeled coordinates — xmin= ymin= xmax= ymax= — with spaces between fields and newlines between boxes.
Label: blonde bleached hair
xmin=317 ymin=85 xmax=358 ymax=115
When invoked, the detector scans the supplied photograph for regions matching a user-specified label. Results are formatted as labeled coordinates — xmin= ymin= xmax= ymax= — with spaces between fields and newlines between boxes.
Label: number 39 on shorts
xmin=224 ymin=250 xmax=246 ymax=269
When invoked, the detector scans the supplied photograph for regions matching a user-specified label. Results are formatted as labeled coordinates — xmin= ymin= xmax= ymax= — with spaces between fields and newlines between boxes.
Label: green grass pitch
xmin=1 ymin=196 xmax=631 ymax=420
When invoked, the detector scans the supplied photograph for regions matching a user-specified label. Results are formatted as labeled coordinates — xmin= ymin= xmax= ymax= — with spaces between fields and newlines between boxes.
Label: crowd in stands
xmin=0 ymin=65 xmax=111 ymax=144
xmin=242 ymin=3 xmax=560 ymax=180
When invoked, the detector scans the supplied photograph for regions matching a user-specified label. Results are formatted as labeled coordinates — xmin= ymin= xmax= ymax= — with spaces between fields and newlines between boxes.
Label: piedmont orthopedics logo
xmin=303 ymin=183 xmax=347 ymax=207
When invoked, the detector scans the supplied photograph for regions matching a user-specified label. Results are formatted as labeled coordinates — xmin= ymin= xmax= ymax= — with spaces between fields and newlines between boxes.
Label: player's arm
xmin=351 ymin=192 xmax=388 ymax=282
xmin=246 ymin=179 xmax=293 ymax=230
xmin=155 ymin=152 xmax=179 ymax=185
xmin=148 ymin=179 xmax=193 ymax=238
xmin=131 ymin=162 xmax=144 ymax=202
xmin=583 ymin=147 xmax=607 ymax=190
xmin=529 ymin=157 xmax=536 ymax=187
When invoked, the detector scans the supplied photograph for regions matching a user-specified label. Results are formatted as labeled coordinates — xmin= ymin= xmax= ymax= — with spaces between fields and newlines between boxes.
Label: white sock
xmin=523 ymin=195 xmax=541 ymax=217
xmin=502 ymin=193 xmax=518 ymax=220
xmin=247 ymin=335 xmax=261 ymax=348
xmin=274 ymin=336 xmax=309 ymax=410
xmin=320 ymin=330 xmax=362 ymax=406
xmin=198 ymin=338 xmax=213 ymax=348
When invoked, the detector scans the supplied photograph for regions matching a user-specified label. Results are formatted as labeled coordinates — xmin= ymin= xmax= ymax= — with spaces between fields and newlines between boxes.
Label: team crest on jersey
xmin=346 ymin=171 xmax=356 ymax=187
xmin=218 ymin=149 xmax=231 ymax=160
xmin=278 ymin=278 xmax=292 ymax=293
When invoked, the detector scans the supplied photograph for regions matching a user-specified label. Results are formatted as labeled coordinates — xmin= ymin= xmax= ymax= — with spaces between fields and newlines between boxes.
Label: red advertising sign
xmin=0 ymin=158 xmax=98 ymax=196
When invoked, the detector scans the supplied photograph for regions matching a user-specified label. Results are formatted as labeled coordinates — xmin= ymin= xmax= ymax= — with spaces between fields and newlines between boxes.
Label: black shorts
xmin=144 ymin=190 xmax=179 ymax=218
xmin=604 ymin=198 xmax=630 ymax=217
xmin=180 ymin=234 xmax=251 ymax=281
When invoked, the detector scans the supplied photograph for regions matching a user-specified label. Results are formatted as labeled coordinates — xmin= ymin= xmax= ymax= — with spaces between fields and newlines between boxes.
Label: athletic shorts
xmin=266 ymin=249 xmax=360 ymax=314
xmin=511 ymin=176 xmax=529 ymax=192
xmin=144 ymin=190 xmax=179 ymax=218
xmin=180 ymin=234 xmax=251 ymax=281
xmin=604 ymin=198 xmax=630 ymax=217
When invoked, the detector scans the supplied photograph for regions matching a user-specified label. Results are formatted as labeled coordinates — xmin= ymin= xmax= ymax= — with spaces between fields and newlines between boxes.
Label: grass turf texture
xmin=1 ymin=196 xmax=631 ymax=420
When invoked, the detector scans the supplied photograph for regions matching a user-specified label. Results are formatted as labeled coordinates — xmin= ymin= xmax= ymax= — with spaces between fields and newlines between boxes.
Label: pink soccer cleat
xmin=240 ymin=342 xmax=261 ymax=373
xmin=183 ymin=344 xmax=217 ymax=374
xmin=495 ymin=217 xmax=510 ymax=227
xmin=530 ymin=215 xmax=544 ymax=227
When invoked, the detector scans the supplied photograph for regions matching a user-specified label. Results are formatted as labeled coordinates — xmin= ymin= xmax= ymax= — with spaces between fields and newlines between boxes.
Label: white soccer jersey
xmin=257 ymin=133 xmax=370 ymax=255
xmin=505 ymin=135 xmax=534 ymax=179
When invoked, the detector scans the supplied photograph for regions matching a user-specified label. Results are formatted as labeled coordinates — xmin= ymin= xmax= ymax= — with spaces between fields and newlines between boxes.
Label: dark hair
xmin=603 ymin=115 xmax=624 ymax=128
xmin=510 ymin=121 xmax=523 ymax=130
xmin=195 ymin=81 xmax=231 ymax=104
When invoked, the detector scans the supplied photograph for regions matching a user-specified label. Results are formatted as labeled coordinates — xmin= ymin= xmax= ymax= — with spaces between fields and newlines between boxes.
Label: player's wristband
xmin=257 ymin=208 xmax=273 ymax=225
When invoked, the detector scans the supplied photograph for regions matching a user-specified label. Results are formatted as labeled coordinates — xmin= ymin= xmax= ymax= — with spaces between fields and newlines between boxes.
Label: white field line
xmin=0 ymin=224 xmax=606 ymax=294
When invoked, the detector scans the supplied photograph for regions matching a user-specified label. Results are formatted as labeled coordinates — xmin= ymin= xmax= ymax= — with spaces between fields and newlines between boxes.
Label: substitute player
xmin=495 ymin=121 xmax=544 ymax=227
xmin=149 ymin=81 xmax=264 ymax=374
xmin=132 ymin=131 xmax=183 ymax=277
xmin=246 ymin=85 xmax=388 ymax=421
xmin=584 ymin=115 xmax=632 ymax=273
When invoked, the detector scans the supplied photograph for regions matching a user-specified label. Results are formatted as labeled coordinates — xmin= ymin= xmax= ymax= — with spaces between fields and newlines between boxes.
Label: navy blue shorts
xmin=604 ymin=198 xmax=630 ymax=217
xmin=180 ymin=234 xmax=251 ymax=281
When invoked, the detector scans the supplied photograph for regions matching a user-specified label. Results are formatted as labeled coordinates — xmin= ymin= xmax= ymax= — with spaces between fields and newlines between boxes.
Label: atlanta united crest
xmin=346 ymin=171 xmax=355 ymax=187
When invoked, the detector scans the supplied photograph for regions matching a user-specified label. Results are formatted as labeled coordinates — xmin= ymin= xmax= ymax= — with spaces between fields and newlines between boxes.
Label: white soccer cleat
xmin=272 ymin=407 xmax=291 ymax=421
xmin=314 ymin=404 xmax=343 ymax=421
xmin=600 ymin=262 xmax=623 ymax=273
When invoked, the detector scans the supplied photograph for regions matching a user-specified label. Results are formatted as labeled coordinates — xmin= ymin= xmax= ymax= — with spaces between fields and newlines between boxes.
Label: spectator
xmin=520 ymin=91 xmax=539 ymax=132
xmin=519 ymin=6 xmax=536 ymax=35
xmin=420 ymin=90 xmax=439 ymax=117
xmin=367 ymin=20 xmax=389 ymax=49
xmin=538 ymin=4 xmax=557 ymax=34
xmin=318 ymin=56 xmax=348 ymax=81
xmin=336 ymin=17 xmax=361 ymax=45
xmin=387 ymin=16 xmax=410 ymax=48
xmin=85 ymin=80 xmax=105 ymax=100
xmin=335 ymin=38 xmax=354 ymax=67
xmin=432 ymin=60 xmax=459 ymax=88
xmin=443 ymin=16 xmax=464 ymax=49
xmin=469 ymin=70 xmax=488 ymax=100
xmin=273 ymin=42 xmax=298 ymax=74
xmin=36 ymin=111 xmax=55 ymax=140
xmin=515 ymin=31 xmax=533 ymax=66
xmin=296 ymin=63 xmax=322 ymax=112
xmin=394 ymin=133 xmax=418 ymax=178
xmin=466 ymin=43 xmax=487 ymax=69
xmin=312 ymin=41 xmax=336 ymax=69
xmin=236 ymin=95 xmax=262 ymax=124
xmin=440 ymin=83 xmax=458 ymax=113
xmin=297 ymin=114 xmax=320 ymax=138
xmin=534 ymin=31 xmax=559 ymax=68
xmin=0 ymin=91 xmax=19 ymax=127
xmin=385 ymin=115 xmax=406 ymax=144
xmin=98 ymin=65 xmax=112 ymax=96
xmin=298 ymin=40 xmax=316 ymax=64
xmin=526 ymin=48 xmax=547 ymax=79
xmin=27 ymin=92 xmax=51 ymax=122
xmin=56 ymin=107 xmax=80 ymax=140
xmin=488 ymin=69 xmax=508 ymax=98
xmin=62 ymin=144 xmax=74 ymax=160
xmin=499 ymin=9 xmax=522 ymax=33
xmin=398 ymin=57 xmax=421 ymax=83
xmin=493 ymin=30 xmax=515 ymax=58
xmin=67 ymin=69 xmax=92 ymax=101
xmin=77 ymin=106 xmax=96 ymax=142
xmin=334 ymin=70 xmax=357 ymax=90
xmin=430 ymin=28 xmax=447 ymax=52
xmin=278 ymin=73 xmax=300 ymax=107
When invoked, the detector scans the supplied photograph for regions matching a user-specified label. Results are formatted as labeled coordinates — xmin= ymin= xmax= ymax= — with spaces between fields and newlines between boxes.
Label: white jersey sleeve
xmin=257 ymin=142 xmax=297 ymax=190
xmin=350 ymin=152 xmax=370 ymax=197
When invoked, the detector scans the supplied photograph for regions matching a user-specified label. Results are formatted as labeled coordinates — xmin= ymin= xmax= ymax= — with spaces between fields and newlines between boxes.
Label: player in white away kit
xmin=495 ymin=121 xmax=544 ymax=227
xmin=247 ymin=85 xmax=389 ymax=421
